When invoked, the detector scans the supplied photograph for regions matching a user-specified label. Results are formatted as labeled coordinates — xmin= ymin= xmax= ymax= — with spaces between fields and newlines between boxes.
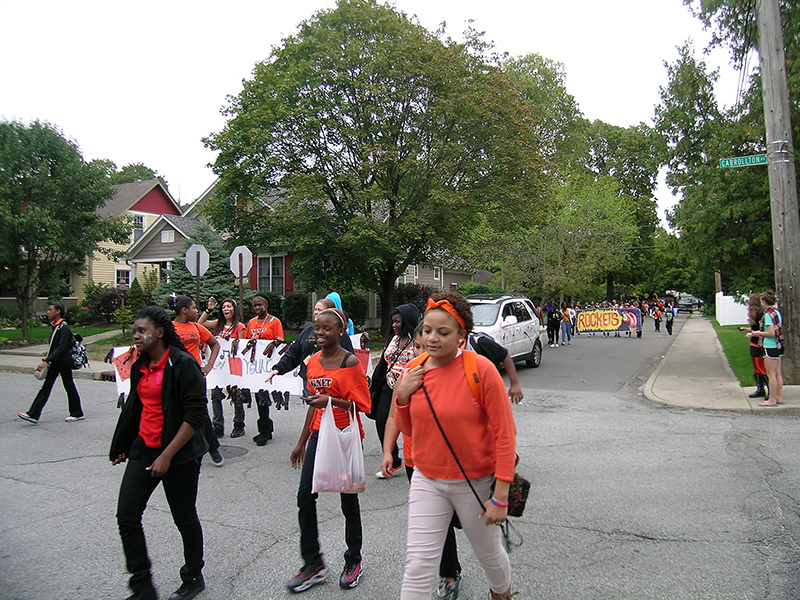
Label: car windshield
xmin=470 ymin=304 xmax=500 ymax=327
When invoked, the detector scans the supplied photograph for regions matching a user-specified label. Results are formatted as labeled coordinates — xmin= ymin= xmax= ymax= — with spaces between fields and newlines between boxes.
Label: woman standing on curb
xmin=394 ymin=293 xmax=518 ymax=600
xmin=110 ymin=306 xmax=209 ymax=600
xmin=746 ymin=290 xmax=784 ymax=406
xmin=18 ymin=302 xmax=84 ymax=424
xmin=286 ymin=307 xmax=371 ymax=593
xmin=740 ymin=293 xmax=768 ymax=399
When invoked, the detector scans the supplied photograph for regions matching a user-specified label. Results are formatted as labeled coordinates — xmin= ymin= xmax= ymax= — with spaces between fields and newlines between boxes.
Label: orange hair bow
xmin=426 ymin=298 xmax=466 ymax=331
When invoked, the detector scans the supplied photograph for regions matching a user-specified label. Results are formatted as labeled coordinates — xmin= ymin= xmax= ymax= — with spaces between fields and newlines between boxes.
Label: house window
xmin=161 ymin=230 xmax=174 ymax=243
xmin=257 ymin=256 xmax=284 ymax=295
xmin=131 ymin=215 xmax=144 ymax=242
xmin=450 ymin=282 xmax=458 ymax=292
xmin=433 ymin=266 xmax=441 ymax=281
xmin=116 ymin=269 xmax=131 ymax=289
xmin=414 ymin=264 xmax=419 ymax=278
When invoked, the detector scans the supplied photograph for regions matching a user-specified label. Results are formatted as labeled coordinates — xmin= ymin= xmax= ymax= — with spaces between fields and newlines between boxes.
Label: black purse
xmin=420 ymin=382 xmax=529 ymax=550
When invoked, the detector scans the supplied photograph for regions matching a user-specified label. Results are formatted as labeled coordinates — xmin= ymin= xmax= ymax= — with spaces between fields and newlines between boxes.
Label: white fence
xmin=715 ymin=291 xmax=749 ymax=326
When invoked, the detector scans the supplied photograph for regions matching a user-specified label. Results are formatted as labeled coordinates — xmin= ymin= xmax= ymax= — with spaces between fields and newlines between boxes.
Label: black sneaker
xmin=230 ymin=426 xmax=245 ymax=438
xmin=209 ymin=448 xmax=224 ymax=467
xmin=339 ymin=562 xmax=362 ymax=589
xmin=287 ymin=561 xmax=328 ymax=593
xmin=214 ymin=427 xmax=224 ymax=438
xmin=125 ymin=582 xmax=157 ymax=600
xmin=167 ymin=575 xmax=205 ymax=600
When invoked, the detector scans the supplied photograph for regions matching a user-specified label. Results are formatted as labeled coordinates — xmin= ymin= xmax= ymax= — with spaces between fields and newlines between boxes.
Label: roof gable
xmin=99 ymin=179 xmax=181 ymax=217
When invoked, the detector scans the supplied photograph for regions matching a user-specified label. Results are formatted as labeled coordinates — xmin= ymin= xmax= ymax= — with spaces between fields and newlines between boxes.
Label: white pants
xmin=400 ymin=471 xmax=511 ymax=599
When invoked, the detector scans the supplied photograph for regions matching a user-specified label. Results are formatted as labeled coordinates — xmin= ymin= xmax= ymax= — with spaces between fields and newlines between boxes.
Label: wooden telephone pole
xmin=757 ymin=0 xmax=800 ymax=383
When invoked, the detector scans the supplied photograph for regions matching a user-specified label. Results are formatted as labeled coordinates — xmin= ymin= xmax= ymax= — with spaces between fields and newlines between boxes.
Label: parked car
xmin=467 ymin=294 xmax=542 ymax=368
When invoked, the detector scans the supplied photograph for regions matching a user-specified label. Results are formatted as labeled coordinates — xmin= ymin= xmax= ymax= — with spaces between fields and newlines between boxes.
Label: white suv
xmin=467 ymin=295 xmax=542 ymax=368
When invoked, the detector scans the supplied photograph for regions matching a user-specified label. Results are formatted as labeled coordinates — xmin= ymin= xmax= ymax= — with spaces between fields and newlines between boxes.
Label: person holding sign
xmin=245 ymin=293 xmax=284 ymax=445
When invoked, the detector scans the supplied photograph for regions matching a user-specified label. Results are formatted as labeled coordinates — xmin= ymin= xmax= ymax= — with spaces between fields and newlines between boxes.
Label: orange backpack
xmin=406 ymin=350 xmax=482 ymax=402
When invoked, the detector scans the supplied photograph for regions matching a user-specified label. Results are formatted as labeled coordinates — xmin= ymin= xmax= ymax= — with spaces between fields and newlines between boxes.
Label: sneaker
xmin=214 ymin=427 xmax=224 ymax=438
xmin=287 ymin=561 xmax=328 ymax=593
xmin=554 ymin=344 xmax=559 ymax=348
xmin=339 ymin=562 xmax=362 ymax=589
xmin=18 ymin=412 xmax=38 ymax=424
xmin=167 ymin=575 xmax=205 ymax=600
xmin=376 ymin=464 xmax=403 ymax=479
xmin=209 ymin=448 xmax=224 ymax=466
xmin=437 ymin=573 xmax=462 ymax=599
xmin=230 ymin=426 xmax=245 ymax=438
xmin=65 ymin=415 xmax=85 ymax=422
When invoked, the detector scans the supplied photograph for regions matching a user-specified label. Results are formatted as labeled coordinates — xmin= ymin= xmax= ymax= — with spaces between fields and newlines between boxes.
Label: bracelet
xmin=203 ymin=309 xmax=210 ymax=314
xmin=490 ymin=497 xmax=509 ymax=508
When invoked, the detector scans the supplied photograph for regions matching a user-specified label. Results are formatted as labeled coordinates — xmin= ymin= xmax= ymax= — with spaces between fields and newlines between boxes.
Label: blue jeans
xmin=561 ymin=321 xmax=571 ymax=343
xmin=116 ymin=437 xmax=204 ymax=593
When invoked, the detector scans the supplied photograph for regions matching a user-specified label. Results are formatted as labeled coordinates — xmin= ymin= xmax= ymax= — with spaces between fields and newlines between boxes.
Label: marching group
xmin=17 ymin=291 xmax=522 ymax=600
xmin=539 ymin=296 xmax=681 ymax=348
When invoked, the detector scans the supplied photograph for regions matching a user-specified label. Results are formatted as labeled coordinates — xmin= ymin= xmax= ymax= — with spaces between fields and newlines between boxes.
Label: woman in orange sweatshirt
xmin=394 ymin=292 xmax=517 ymax=600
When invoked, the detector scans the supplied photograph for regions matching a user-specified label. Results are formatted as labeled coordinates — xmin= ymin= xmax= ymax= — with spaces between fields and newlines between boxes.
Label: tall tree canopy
xmin=203 ymin=0 xmax=548 ymax=333
xmin=0 ymin=120 xmax=130 ymax=336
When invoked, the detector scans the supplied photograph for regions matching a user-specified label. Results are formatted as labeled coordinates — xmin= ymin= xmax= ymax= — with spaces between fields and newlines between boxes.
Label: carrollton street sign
xmin=719 ymin=154 xmax=767 ymax=168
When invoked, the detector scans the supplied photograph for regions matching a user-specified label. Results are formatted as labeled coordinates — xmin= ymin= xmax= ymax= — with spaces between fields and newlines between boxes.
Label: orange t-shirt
xmin=306 ymin=351 xmax=371 ymax=438
xmin=173 ymin=321 xmax=212 ymax=365
xmin=246 ymin=316 xmax=283 ymax=340
xmin=394 ymin=352 xmax=517 ymax=482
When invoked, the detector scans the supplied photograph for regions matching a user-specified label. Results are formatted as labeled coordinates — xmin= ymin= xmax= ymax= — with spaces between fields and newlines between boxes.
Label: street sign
xmin=719 ymin=154 xmax=767 ymax=168
xmin=185 ymin=244 xmax=210 ymax=277
xmin=229 ymin=245 xmax=253 ymax=277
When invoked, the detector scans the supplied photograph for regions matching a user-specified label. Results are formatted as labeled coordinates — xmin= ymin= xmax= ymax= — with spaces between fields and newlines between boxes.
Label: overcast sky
xmin=0 ymin=0 xmax=741 ymax=225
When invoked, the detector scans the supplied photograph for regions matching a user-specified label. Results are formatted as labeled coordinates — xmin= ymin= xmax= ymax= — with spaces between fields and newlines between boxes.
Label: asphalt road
xmin=3 ymin=313 xmax=800 ymax=600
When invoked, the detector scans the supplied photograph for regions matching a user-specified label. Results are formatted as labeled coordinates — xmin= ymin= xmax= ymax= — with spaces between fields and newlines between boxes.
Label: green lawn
xmin=711 ymin=320 xmax=754 ymax=388
xmin=0 ymin=326 xmax=114 ymax=342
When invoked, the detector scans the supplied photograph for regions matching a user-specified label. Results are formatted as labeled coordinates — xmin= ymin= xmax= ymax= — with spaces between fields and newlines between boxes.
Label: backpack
xmin=70 ymin=333 xmax=89 ymax=370
xmin=407 ymin=349 xmax=481 ymax=402
xmin=764 ymin=307 xmax=784 ymax=349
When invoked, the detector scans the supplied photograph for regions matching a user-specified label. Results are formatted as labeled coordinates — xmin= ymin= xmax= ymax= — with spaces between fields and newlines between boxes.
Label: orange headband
xmin=426 ymin=298 xmax=466 ymax=331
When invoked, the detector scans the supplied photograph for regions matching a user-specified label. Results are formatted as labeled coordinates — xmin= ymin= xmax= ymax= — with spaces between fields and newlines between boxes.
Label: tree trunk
xmin=18 ymin=296 xmax=30 ymax=339
xmin=377 ymin=270 xmax=397 ymax=340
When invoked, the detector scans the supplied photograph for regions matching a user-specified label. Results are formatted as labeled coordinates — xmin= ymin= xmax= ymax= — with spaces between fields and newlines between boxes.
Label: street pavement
xmin=2 ymin=315 xmax=800 ymax=599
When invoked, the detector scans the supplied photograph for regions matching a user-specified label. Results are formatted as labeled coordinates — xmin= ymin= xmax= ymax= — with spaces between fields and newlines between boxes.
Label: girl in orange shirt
xmin=286 ymin=307 xmax=371 ymax=593
xmin=394 ymin=293 xmax=517 ymax=600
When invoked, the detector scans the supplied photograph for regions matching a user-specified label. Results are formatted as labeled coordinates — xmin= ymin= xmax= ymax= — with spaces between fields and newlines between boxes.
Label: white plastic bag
xmin=312 ymin=397 xmax=366 ymax=494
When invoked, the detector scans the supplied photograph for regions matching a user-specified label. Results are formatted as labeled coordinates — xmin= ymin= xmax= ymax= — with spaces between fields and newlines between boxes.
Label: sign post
xmin=229 ymin=245 xmax=253 ymax=309
xmin=185 ymin=244 xmax=210 ymax=309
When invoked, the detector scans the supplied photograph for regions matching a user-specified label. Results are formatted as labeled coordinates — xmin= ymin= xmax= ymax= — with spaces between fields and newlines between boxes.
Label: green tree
xmin=653 ymin=43 xmax=773 ymax=293
xmin=126 ymin=278 xmax=146 ymax=312
xmin=0 ymin=120 xmax=130 ymax=337
xmin=92 ymin=160 xmax=165 ymax=186
xmin=203 ymin=0 xmax=547 ymax=334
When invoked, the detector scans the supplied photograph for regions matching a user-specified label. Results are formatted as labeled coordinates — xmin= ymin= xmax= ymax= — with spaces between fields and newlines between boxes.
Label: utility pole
xmin=757 ymin=0 xmax=800 ymax=383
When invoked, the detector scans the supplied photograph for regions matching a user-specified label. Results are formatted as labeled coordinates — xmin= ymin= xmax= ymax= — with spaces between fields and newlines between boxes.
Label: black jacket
xmin=109 ymin=346 xmax=209 ymax=465
xmin=46 ymin=321 xmax=73 ymax=366
xmin=271 ymin=324 xmax=353 ymax=382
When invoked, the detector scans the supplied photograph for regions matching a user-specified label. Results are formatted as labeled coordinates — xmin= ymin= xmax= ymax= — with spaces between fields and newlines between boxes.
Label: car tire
xmin=526 ymin=339 xmax=542 ymax=368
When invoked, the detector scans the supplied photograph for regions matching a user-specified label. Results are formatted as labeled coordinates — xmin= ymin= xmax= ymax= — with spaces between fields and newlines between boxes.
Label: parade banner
xmin=112 ymin=334 xmax=373 ymax=399
xmin=576 ymin=308 xmax=642 ymax=333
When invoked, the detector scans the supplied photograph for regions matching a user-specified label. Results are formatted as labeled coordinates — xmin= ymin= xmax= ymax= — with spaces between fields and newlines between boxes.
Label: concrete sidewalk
xmin=0 ymin=329 xmax=120 ymax=380
xmin=643 ymin=314 xmax=800 ymax=415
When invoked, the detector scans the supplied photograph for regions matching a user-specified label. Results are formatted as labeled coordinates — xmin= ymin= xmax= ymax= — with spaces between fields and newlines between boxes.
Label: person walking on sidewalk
xmin=746 ymin=290 xmax=784 ymax=406
xmin=18 ymin=302 xmax=84 ymax=425
xmin=110 ymin=306 xmax=209 ymax=600
xmin=740 ymin=293 xmax=768 ymax=399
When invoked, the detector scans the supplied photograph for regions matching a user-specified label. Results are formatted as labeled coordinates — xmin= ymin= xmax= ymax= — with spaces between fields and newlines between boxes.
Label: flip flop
xmin=759 ymin=400 xmax=779 ymax=407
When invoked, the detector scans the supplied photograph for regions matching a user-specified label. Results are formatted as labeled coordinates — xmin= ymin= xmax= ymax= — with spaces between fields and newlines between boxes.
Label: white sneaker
xmin=376 ymin=464 xmax=403 ymax=479
xmin=554 ymin=344 xmax=559 ymax=348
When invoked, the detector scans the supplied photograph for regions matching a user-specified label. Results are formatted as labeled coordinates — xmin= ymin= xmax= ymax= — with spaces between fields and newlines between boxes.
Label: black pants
xmin=117 ymin=438 xmax=204 ymax=593
xmin=297 ymin=431 xmax=362 ymax=567
xmin=27 ymin=360 xmax=82 ymax=420
xmin=375 ymin=385 xmax=401 ymax=469
xmin=404 ymin=467 xmax=460 ymax=578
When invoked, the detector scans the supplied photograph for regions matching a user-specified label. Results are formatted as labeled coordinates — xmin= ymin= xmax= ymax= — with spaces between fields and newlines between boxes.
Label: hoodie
xmin=326 ymin=292 xmax=355 ymax=335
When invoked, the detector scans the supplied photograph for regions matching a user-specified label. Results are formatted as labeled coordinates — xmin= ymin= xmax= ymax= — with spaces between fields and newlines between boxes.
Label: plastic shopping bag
xmin=312 ymin=397 xmax=366 ymax=494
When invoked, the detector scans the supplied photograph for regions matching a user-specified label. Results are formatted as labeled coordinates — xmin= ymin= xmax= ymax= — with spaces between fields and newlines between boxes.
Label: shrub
xmin=75 ymin=306 xmax=94 ymax=326
xmin=282 ymin=292 xmax=310 ymax=329
xmin=127 ymin=278 xmax=146 ymax=312
xmin=113 ymin=306 xmax=135 ymax=340
xmin=342 ymin=293 xmax=369 ymax=331
xmin=82 ymin=281 xmax=124 ymax=322
xmin=457 ymin=281 xmax=505 ymax=296
xmin=395 ymin=283 xmax=440 ymax=314
xmin=65 ymin=305 xmax=82 ymax=326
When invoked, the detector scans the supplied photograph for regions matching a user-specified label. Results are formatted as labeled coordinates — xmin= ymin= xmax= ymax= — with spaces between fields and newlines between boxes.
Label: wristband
xmin=490 ymin=497 xmax=509 ymax=508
